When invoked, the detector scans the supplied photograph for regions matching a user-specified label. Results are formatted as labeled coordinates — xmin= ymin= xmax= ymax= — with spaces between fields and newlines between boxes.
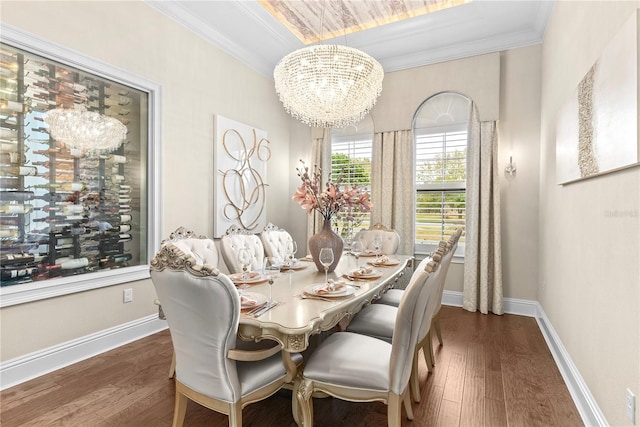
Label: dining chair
xmin=153 ymin=226 xmax=221 ymax=378
xmin=220 ymin=224 xmax=265 ymax=274
xmin=150 ymin=242 xmax=302 ymax=427
xmin=259 ymin=222 xmax=294 ymax=260
xmin=373 ymin=230 xmax=462 ymax=366
xmin=345 ymin=256 xmax=444 ymax=403
xmin=353 ymin=223 xmax=400 ymax=255
xmin=294 ymin=253 xmax=437 ymax=427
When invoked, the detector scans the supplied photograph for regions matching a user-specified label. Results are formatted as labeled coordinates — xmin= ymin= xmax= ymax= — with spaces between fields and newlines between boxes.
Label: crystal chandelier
xmin=273 ymin=44 xmax=384 ymax=128
xmin=44 ymin=106 xmax=127 ymax=154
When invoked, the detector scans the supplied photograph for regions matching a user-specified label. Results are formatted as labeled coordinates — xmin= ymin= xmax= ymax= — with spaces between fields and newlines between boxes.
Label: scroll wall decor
xmin=556 ymin=10 xmax=640 ymax=184
xmin=213 ymin=115 xmax=270 ymax=237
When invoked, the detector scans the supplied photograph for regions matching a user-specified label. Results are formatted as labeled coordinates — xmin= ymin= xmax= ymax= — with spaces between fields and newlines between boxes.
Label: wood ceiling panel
xmin=258 ymin=0 xmax=471 ymax=44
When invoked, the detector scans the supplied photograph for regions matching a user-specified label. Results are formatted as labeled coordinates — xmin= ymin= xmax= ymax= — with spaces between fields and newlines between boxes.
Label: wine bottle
xmin=0 ymin=100 xmax=25 ymax=114
xmin=34 ymin=182 xmax=85 ymax=192
xmin=56 ymin=256 xmax=89 ymax=270
xmin=1 ymin=266 xmax=38 ymax=281
xmin=0 ymin=252 xmax=35 ymax=266
xmin=0 ymin=165 xmax=37 ymax=176
xmin=0 ymin=142 xmax=28 ymax=152
xmin=0 ymin=127 xmax=18 ymax=139
xmin=118 ymin=224 xmax=131 ymax=233
xmin=37 ymin=171 xmax=76 ymax=181
xmin=0 ymin=203 xmax=34 ymax=214
xmin=0 ymin=227 xmax=20 ymax=239
xmin=0 ymin=191 xmax=34 ymax=202
xmin=32 ymin=160 xmax=76 ymax=170
xmin=0 ymin=152 xmax=26 ymax=164
xmin=0 ymin=176 xmax=19 ymax=190
xmin=0 ymin=217 xmax=19 ymax=226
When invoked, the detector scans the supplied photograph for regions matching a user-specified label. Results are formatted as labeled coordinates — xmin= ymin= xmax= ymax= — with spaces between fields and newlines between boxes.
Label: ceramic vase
xmin=308 ymin=219 xmax=343 ymax=273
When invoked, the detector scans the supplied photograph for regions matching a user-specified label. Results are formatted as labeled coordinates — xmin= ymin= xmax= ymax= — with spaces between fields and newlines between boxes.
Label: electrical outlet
xmin=627 ymin=388 xmax=636 ymax=424
xmin=123 ymin=288 xmax=133 ymax=303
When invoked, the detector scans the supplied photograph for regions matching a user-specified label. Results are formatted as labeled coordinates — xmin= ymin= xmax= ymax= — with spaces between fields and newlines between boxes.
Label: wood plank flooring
xmin=0 ymin=306 xmax=583 ymax=426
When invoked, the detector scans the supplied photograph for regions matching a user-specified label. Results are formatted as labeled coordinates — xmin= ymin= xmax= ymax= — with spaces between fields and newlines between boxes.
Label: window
xmin=413 ymin=93 xmax=470 ymax=255
xmin=331 ymin=117 xmax=373 ymax=240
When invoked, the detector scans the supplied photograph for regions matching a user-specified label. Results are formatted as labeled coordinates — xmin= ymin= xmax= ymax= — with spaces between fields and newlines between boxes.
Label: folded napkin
xmin=316 ymin=280 xmax=347 ymax=294
xmin=300 ymin=255 xmax=314 ymax=262
xmin=240 ymin=294 xmax=258 ymax=306
xmin=351 ymin=266 xmax=373 ymax=277
xmin=374 ymin=255 xmax=390 ymax=264
xmin=363 ymin=249 xmax=377 ymax=255
xmin=232 ymin=271 xmax=260 ymax=281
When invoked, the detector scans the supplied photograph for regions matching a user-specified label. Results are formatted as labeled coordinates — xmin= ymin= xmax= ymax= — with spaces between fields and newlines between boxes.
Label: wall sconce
xmin=505 ymin=154 xmax=517 ymax=175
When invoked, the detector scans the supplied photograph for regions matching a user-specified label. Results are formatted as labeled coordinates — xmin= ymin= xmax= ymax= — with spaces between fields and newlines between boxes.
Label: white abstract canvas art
xmin=556 ymin=11 xmax=639 ymax=184
xmin=213 ymin=115 xmax=270 ymax=237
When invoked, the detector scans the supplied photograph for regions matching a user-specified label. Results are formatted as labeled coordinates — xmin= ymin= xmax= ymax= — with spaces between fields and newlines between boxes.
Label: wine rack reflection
xmin=1 ymin=43 xmax=147 ymax=286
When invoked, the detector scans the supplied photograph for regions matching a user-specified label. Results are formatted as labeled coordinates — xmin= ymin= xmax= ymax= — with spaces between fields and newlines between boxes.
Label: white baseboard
xmin=535 ymin=304 xmax=608 ymax=427
xmin=442 ymin=290 xmax=606 ymax=426
xmin=0 ymin=314 xmax=168 ymax=391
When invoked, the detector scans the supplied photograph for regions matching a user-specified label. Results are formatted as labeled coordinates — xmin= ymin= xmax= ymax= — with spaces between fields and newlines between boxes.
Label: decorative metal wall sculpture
xmin=213 ymin=115 xmax=269 ymax=237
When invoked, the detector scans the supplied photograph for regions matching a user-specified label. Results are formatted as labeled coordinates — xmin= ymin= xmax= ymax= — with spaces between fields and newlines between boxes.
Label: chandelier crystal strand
xmin=274 ymin=44 xmax=384 ymax=129
xmin=44 ymin=106 xmax=127 ymax=155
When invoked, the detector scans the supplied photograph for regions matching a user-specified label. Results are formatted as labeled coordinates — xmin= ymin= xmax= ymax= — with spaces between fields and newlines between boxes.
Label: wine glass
xmin=286 ymin=240 xmax=298 ymax=269
xmin=351 ymin=239 xmax=363 ymax=268
xmin=319 ymin=247 xmax=334 ymax=285
xmin=372 ymin=234 xmax=383 ymax=257
xmin=263 ymin=256 xmax=282 ymax=303
xmin=237 ymin=247 xmax=252 ymax=280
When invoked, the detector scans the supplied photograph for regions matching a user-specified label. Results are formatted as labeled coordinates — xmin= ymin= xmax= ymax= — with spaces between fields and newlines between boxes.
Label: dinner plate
xmin=345 ymin=269 xmax=382 ymax=280
xmin=303 ymin=283 xmax=356 ymax=298
xmin=229 ymin=272 xmax=267 ymax=284
xmin=359 ymin=250 xmax=378 ymax=257
xmin=280 ymin=262 xmax=307 ymax=271
xmin=240 ymin=292 xmax=267 ymax=310
xmin=369 ymin=258 xmax=401 ymax=267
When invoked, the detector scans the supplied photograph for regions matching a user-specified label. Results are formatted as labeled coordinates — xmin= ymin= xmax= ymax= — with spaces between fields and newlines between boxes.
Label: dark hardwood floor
xmin=0 ymin=306 xmax=583 ymax=426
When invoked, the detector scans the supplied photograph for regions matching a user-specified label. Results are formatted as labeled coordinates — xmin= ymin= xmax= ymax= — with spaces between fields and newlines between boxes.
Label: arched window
xmin=331 ymin=115 xmax=374 ymax=240
xmin=413 ymin=93 xmax=470 ymax=254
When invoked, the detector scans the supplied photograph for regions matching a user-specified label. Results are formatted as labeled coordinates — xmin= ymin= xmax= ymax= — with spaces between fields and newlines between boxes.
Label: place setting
xmin=344 ymin=265 xmax=383 ymax=281
xmin=300 ymin=279 xmax=357 ymax=302
xmin=368 ymin=255 xmax=401 ymax=267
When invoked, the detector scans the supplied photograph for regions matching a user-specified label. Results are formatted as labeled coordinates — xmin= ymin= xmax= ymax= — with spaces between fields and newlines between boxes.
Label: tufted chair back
xmin=161 ymin=226 xmax=219 ymax=270
xmin=354 ymin=223 xmax=400 ymax=255
xmin=260 ymin=222 xmax=294 ymax=260
xmin=220 ymin=225 xmax=265 ymax=274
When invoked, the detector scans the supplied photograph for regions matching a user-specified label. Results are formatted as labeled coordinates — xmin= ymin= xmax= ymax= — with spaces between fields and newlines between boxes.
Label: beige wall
xmin=0 ymin=1 xmax=295 ymax=361
xmin=540 ymin=2 xmax=640 ymax=425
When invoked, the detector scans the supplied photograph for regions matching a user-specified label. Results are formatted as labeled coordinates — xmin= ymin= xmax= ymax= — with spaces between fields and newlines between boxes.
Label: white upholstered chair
xmin=376 ymin=228 xmax=463 ymax=362
xmin=259 ymin=222 xmax=294 ymax=260
xmin=150 ymin=243 xmax=302 ymax=427
xmin=295 ymin=256 xmax=440 ymax=426
xmin=345 ymin=256 xmax=444 ymax=403
xmin=353 ymin=223 xmax=400 ymax=255
xmin=153 ymin=226 xmax=221 ymax=378
xmin=220 ymin=225 xmax=265 ymax=274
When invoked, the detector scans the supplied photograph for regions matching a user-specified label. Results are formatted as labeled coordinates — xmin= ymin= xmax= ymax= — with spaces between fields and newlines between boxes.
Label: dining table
xmin=236 ymin=253 xmax=413 ymax=354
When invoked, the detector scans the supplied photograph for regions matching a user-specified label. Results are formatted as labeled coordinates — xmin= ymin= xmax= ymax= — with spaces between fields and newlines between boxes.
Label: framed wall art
xmin=556 ymin=10 xmax=640 ymax=185
xmin=213 ymin=115 xmax=270 ymax=237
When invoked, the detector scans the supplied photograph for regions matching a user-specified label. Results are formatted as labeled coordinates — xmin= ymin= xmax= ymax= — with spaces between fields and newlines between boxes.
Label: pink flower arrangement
xmin=292 ymin=161 xmax=372 ymax=221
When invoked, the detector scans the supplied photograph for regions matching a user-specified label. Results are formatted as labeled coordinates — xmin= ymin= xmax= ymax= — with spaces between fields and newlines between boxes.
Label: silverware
xmin=252 ymin=301 xmax=279 ymax=317
xmin=299 ymin=294 xmax=334 ymax=302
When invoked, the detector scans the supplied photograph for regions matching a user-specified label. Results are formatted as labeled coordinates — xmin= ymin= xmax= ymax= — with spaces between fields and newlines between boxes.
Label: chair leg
xmin=292 ymin=377 xmax=301 ymax=426
xmin=403 ymin=389 xmax=414 ymax=420
xmin=428 ymin=330 xmax=436 ymax=367
xmin=169 ymin=352 xmax=176 ymax=378
xmin=171 ymin=389 xmax=188 ymax=427
xmin=410 ymin=349 xmax=421 ymax=403
xmin=297 ymin=379 xmax=314 ymax=427
xmin=434 ymin=314 xmax=443 ymax=346
xmin=387 ymin=393 xmax=402 ymax=427
xmin=229 ymin=403 xmax=242 ymax=427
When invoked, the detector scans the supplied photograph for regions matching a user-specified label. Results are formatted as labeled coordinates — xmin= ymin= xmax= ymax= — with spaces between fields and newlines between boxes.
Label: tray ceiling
xmin=146 ymin=0 xmax=554 ymax=77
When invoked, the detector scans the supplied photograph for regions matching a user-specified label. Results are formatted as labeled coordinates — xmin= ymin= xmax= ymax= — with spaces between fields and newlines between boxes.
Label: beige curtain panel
xmin=371 ymin=130 xmax=415 ymax=256
xmin=463 ymin=103 xmax=504 ymax=315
